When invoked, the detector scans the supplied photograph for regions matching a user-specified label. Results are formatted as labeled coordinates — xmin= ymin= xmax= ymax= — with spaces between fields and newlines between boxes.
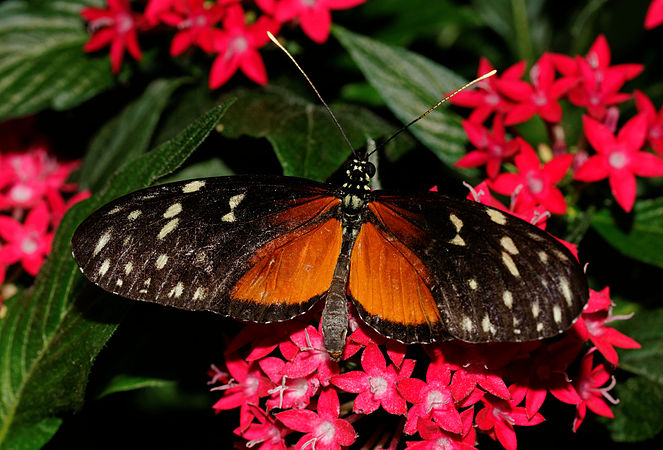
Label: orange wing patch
xmin=231 ymin=218 xmax=342 ymax=306
xmin=349 ymin=222 xmax=441 ymax=327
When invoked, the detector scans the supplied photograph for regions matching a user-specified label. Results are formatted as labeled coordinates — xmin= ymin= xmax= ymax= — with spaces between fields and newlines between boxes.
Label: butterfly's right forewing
xmin=71 ymin=175 xmax=342 ymax=323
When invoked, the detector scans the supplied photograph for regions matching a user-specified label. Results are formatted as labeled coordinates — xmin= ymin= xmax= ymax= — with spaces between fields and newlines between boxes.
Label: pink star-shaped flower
xmin=276 ymin=388 xmax=356 ymax=450
xmin=208 ymin=4 xmax=279 ymax=88
xmin=405 ymin=409 xmax=476 ymax=450
xmin=259 ymin=356 xmax=320 ymax=410
xmin=572 ymin=352 xmax=618 ymax=432
xmin=0 ymin=203 xmax=53 ymax=275
xmin=211 ymin=357 xmax=275 ymax=431
xmin=572 ymin=310 xmax=641 ymax=366
xmin=398 ymin=362 xmax=462 ymax=435
xmin=257 ymin=0 xmax=366 ymax=43
xmin=498 ymin=54 xmax=576 ymax=125
xmin=456 ymin=114 xmax=520 ymax=178
xmin=491 ymin=139 xmax=573 ymax=215
xmin=81 ymin=0 xmax=144 ymax=74
xmin=645 ymin=0 xmax=663 ymax=29
xmin=160 ymin=0 xmax=234 ymax=55
xmin=279 ymin=325 xmax=339 ymax=386
xmin=450 ymin=58 xmax=524 ymax=124
xmin=475 ymin=393 xmax=544 ymax=450
xmin=331 ymin=343 xmax=414 ymax=415
xmin=574 ymin=114 xmax=663 ymax=212
xmin=465 ymin=180 xmax=549 ymax=228
xmin=550 ymin=35 xmax=642 ymax=120
xmin=235 ymin=405 xmax=291 ymax=450
xmin=634 ymin=90 xmax=663 ymax=156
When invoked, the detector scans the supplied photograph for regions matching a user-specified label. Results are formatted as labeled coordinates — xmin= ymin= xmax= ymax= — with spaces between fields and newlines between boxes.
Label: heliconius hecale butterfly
xmin=71 ymin=40 xmax=589 ymax=359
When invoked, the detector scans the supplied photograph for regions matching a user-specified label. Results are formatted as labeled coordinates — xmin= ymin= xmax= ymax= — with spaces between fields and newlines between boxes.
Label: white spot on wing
xmin=222 ymin=193 xmax=245 ymax=222
xmin=468 ymin=279 xmax=478 ymax=290
xmin=503 ymin=290 xmax=513 ymax=308
xmin=127 ymin=210 xmax=142 ymax=221
xmin=449 ymin=234 xmax=466 ymax=246
xmin=182 ymin=180 xmax=206 ymax=193
xmin=559 ymin=277 xmax=573 ymax=307
xmin=553 ymin=305 xmax=562 ymax=323
xmin=462 ymin=316 xmax=473 ymax=333
xmin=193 ymin=287 xmax=206 ymax=301
xmin=450 ymin=214 xmax=463 ymax=231
xmin=537 ymin=322 xmax=545 ymax=332
xmin=163 ymin=203 xmax=182 ymax=218
xmin=156 ymin=254 xmax=169 ymax=270
xmin=487 ymin=209 xmax=507 ymax=225
xmin=124 ymin=262 xmax=133 ymax=275
xmin=99 ymin=259 xmax=111 ymax=276
xmin=158 ymin=218 xmax=179 ymax=239
xmin=169 ymin=282 xmax=184 ymax=298
xmin=500 ymin=236 xmax=519 ymax=255
xmin=531 ymin=301 xmax=540 ymax=318
xmin=538 ymin=251 xmax=548 ymax=263
xmin=501 ymin=252 xmax=520 ymax=277
xmin=94 ymin=230 xmax=112 ymax=257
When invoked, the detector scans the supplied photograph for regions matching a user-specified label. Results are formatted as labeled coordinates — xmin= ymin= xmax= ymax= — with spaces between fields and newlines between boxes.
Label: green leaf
xmin=164 ymin=158 xmax=234 ymax=183
xmin=97 ymin=375 xmax=176 ymax=399
xmin=0 ymin=102 xmax=233 ymax=449
xmin=219 ymin=85 xmax=412 ymax=181
xmin=0 ymin=0 xmax=116 ymax=120
xmin=591 ymin=198 xmax=663 ymax=269
xmin=607 ymin=376 xmax=663 ymax=442
xmin=76 ymin=78 xmax=187 ymax=192
xmin=612 ymin=308 xmax=663 ymax=384
xmin=333 ymin=26 xmax=476 ymax=179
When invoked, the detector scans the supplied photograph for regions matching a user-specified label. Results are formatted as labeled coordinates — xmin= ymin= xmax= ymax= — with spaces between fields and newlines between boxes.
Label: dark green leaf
xmin=591 ymin=198 xmax=663 ymax=269
xmin=0 ymin=0 xmax=116 ymax=120
xmin=164 ymin=158 xmax=234 ymax=183
xmin=219 ymin=85 xmax=411 ymax=181
xmin=97 ymin=375 xmax=176 ymax=399
xmin=607 ymin=376 xmax=663 ymax=442
xmin=0 ymin=102 xmax=232 ymax=449
xmin=76 ymin=78 xmax=187 ymax=192
xmin=333 ymin=26 xmax=476 ymax=178
xmin=612 ymin=308 xmax=663 ymax=384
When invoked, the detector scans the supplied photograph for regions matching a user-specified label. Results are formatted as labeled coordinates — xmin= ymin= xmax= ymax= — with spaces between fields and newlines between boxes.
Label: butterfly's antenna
xmin=268 ymin=32 xmax=356 ymax=156
xmin=368 ymin=70 xmax=497 ymax=157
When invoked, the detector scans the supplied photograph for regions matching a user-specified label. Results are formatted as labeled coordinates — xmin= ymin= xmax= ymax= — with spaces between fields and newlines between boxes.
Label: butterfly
xmin=71 ymin=36 xmax=588 ymax=359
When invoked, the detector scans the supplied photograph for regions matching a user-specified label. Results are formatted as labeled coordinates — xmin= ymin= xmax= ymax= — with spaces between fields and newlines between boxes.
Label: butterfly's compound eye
xmin=365 ymin=162 xmax=376 ymax=178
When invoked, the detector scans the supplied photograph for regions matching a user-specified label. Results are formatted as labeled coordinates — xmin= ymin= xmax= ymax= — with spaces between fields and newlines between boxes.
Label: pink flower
xmin=235 ymin=405 xmax=291 ymax=450
xmin=491 ymin=139 xmax=573 ymax=215
xmin=450 ymin=58 xmax=524 ymax=124
xmin=144 ymin=0 xmax=176 ymax=24
xmin=634 ymin=90 xmax=663 ymax=156
xmin=405 ymin=409 xmax=476 ymax=450
xmin=573 ymin=311 xmax=641 ymax=366
xmin=258 ymin=0 xmax=366 ymax=43
xmin=211 ymin=357 xmax=275 ymax=431
xmin=331 ymin=343 xmax=414 ymax=415
xmin=0 ymin=203 xmax=53 ymax=275
xmin=574 ymin=114 xmax=663 ymax=212
xmin=551 ymin=35 xmax=642 ymax=120
xmin=259 ymin=357 xmax=320 ymax=410
xmin=279 ymin=325 xmax=339 ymax=386
xmin=159 ymin=0 xmax=231 ymax=55
xmin=276 ymin=388 xmax=356 ymax=450
xmin=208 ymin=4 xmax=279 ymax=88
xmin=456 ymin=114 xmax=520 ymax=178
xmin=498 ymin=55 xmax=575 ymax=125
xmin=475 ymin=393 xmax=544 ymax=450
xmin=81 ymin=0 xmax=144 ymax=74
xmin=645 ymin=0 xmax=663 ymax=29
xmin=397 ymin=362 xmax=462 ymax=435
xmin=572 ymin=352 xmax=618 ymax=431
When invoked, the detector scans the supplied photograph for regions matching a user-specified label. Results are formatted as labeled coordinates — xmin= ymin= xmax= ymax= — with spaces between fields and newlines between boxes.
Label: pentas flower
xmin=279 ymin=325 xmax=339 ymax=386
xmin=144 ymin=0 xmax=176 ymax=24
xmin=491 ymin=139 xmax=573 ymax=215
xmin=645 ymin=0 xmax=663 ymax=29
xmin=455 ymin=114 xmax=520 ymax=179
xmin=450 ymin=58 xmax=524 ymax=124
xmin=498 ymin=55 xmax=576 ymax=125
xmin=331 ymin=343 xmax=414 ymax=415
xmin=475 ymin=391 xmax=544 ymax=450
xmin=634 ymin=90 xmax=663 ymax=156
xmin=550 ymin=35 xmax=643 ymax=120
xmin=235 ymin=405 xmax=291 ymax=450
xmin=465 ymin=181 xmax=549 ymax=228
xmin=573 ymin=308 xmax=641 ymax=366
xmin=0 ymin=203 xmax=53 ymax=276
xmin=406 ymin=409 xmax=476 ymax=450
xmin=257 ymin=0 xmax=366 ymax=43
xmin=259 ymin=356 xmax=320 ymax=410
xmin=275 ymin=388 xmax=356 ymax=450
xmin=81 ymin=0 xmax=145 ymax=74
xmin=572 ymin=352 xmax=618 ymax=432
xmin=397 ymin=361 xmax=462 ymax=435
xmin=159 ymin=0 xmax=233 ymax=55
xmin=208 ymin=4 xmax=279 ymax=88
xmin=574 ymin=114 xmax=663 ymax=212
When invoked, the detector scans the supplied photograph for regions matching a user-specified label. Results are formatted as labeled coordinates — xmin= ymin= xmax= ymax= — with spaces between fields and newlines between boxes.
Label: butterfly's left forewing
xmin=71 ymin=175 xmax=343 ymax=323
xmin=349 ymin=191 xmax=588 ymax=344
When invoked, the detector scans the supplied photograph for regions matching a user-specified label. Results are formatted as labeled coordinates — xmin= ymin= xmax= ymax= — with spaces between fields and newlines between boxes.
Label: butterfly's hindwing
xmin=71 ymin=175 xmax=343 ymax=323
xmin=348 ymin=191 xmax=588 ymax=344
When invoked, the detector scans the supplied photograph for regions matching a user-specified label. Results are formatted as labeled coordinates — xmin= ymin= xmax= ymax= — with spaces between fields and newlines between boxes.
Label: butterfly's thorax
xmin=321 ymin=159 xmax=375 ymax=358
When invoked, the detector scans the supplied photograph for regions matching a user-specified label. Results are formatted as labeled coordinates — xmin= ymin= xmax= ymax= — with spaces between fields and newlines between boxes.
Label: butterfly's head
xmin=343 ymin=158 xmax=376 ymax=190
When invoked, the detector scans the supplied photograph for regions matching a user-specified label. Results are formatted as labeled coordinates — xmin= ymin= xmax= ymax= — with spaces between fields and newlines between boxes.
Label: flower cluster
xmin=451 ymin=34 xmax=663 ymax=213
xmin=80 ymin=0 xmax=366 ymax=88
xmin=0 ymin=120 xmax=89 ymax=309
xmin=209 ymin=286 xmax=639 ymax=449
